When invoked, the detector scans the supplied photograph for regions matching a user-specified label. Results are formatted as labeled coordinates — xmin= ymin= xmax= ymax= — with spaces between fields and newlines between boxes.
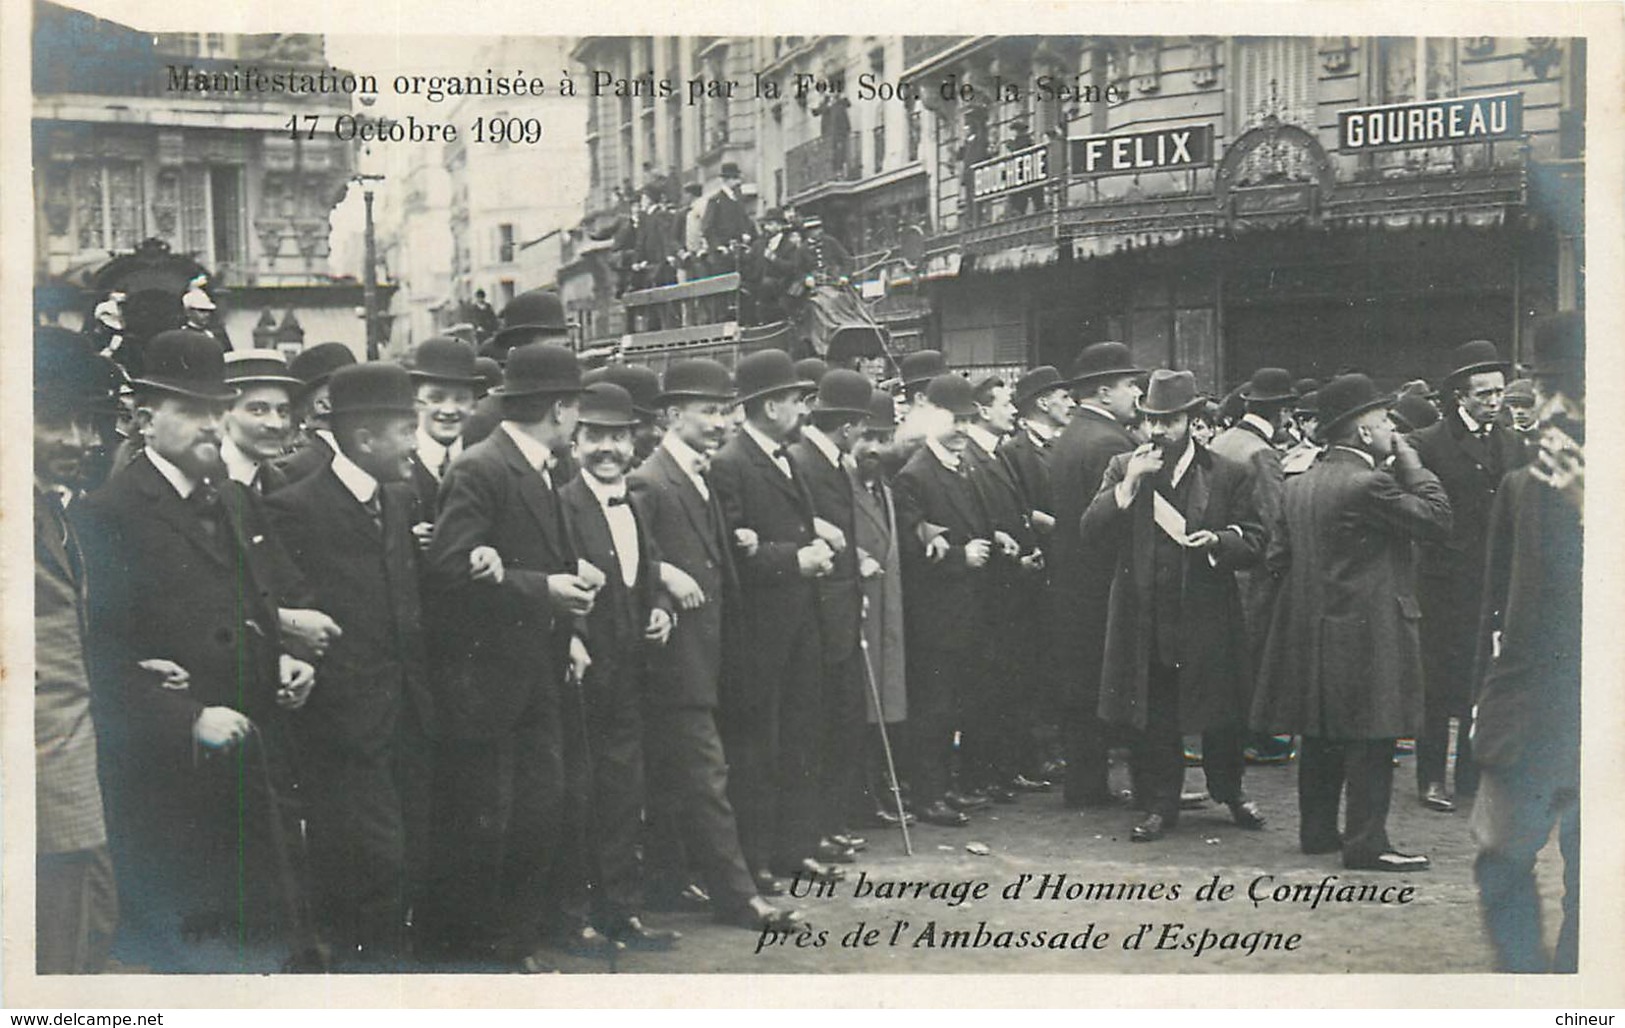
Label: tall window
xmin=497 ymin=223 xmax=515 ymax=263
xmin=1233 ymin=37 xmax=1318 ymax=185
xmin=73 ymin=162 xmax=144 ymax=252
xmin=209 ymin=167 xmax=244 ymax=268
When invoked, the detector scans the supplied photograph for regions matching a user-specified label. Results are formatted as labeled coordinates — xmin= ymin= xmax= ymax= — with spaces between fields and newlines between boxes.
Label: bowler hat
xmin=1391 ymin=392 xmax=1440 ymax=433
xmin=35 ymin=327 xmax=119 ymax=412
xmin=734 ymin=349 xmax=814 ymax=406
xmin=899 ymin=350 xmax=948 ymax=392
xmin=925 ymin=373 xmax=978 ymax=418
xmin=491 ymin=342 xmax=583 ymax=398
xmin=1292 ymin=377 xmax=1321 ymax=398
xmin=328 ymin=362 xmax=416 ymax=417
xmin=408 ymin=335 xmax=483 ymax=385
xmin=1530 ymin=312 xmax=1584 ymax=382
xmin=1316 ymin=373 xmax=1395 ymax=441
xmin=1068 ymin=341 xmax=1144 ymax=385
xmin=133 ymin=330 xmax=239 ymax=402
xmin=289 ymin=342 xmax=358 ymax=394
xmin=1013 ymin=365 xmax=1066 ymax=410
xmin=657 ymin=359 xmax=734 ymax=403
xmin=1293 ymin=389 xmax=1322 ymax=415
xmin=224 ymin=348 xmax=302 ymax=388
xmin=493 ymin=289 xmax=570 ymax=349
xmin=1239 ymin=367 xmax=1296 ymax=403
xmin=794 ymin=357 xmax=830 ymax=386
xmin=1443 ymin=339 xmax=1510 ymax=385
xmin=763 ymin=206 xmax=787 ymax=224
xmin=600 ymin=364 xmax=662 ymax=416
xmin=866 ymin=391 xmax=898 ymax=428
xmin=1136 ymin=369 xmax=1204 ymax=416
xmin=473 ymin=356 xmax=503 ymax=396
xmin=582 ymin=367 xmax=610 ymax=387
xmin=577 ymin=382 xmax=640 ymax=428
xmin=810 ymin=369 xmax=874 ymax=417
xmin=720 ymin=162 xmax=743 ymax=180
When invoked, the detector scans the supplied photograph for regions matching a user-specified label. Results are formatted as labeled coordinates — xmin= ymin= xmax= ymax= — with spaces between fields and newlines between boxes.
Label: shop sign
xmin=1338 ymin=92 xmax=1522 ymax=152
xmin=970 ymin=143 xmax=1053 ymax=200
xmin=1067 ymin=124 xmax=1214 ymax=176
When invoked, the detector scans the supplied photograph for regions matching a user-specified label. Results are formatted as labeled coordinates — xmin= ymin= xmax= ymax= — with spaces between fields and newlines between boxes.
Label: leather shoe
xmin=607 ymin=916 xmax=680 ymax=952
xmin=919 ymin=801 xmax=970 ymax=827
xmin=1131 ymin=813 xmax=1168 ymax=842
xmin=715 ymin=896 xmax=805 ymax=931
xmin=1228 ymin=799 xmax=1267 ymax=830
xmin=646 ymin=882 xmax=711 ymax=912
xmin=778 ymin=857 xmax=846 ymax=883
xmin=753 ymin=869 xmax=787 ymax=896
xmin=868 ymin=807 xmax=916 ymax=827
xmin=1421 ymin=783 xmax=1455 ymax=813
xmin=814 ymin=840 xmax=858 ymax=864
xmin=944 ymin=789 xmax=991 ymax=811
xmin=1011 ymin=774 xmax=1053 ymax=792
xmin=831 ymin=833 xmax=868 ymax=851
xmin=1345 ymin=850 xmax=1431 ymax=872
xmin=552 ymin=924 xmax=624 ymax=959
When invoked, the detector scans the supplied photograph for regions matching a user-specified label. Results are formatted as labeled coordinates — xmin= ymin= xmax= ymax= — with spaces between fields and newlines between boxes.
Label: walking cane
xmin=857 ymin=614 xmax=913 ymax=857
xmin=245 ymin=723 xmax=325 ymax=970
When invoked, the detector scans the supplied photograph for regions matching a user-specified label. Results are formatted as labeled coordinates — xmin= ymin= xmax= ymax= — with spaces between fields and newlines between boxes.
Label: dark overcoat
xmin=788 ymin=437 xmax=862 ymax=662
xmin=852 ymin=472 xmax=906 ymax=722
xmin=1207 ymin=420 xmax=1286 ymax=654
xmin=891 ymin=444 xmax=990 ymax=651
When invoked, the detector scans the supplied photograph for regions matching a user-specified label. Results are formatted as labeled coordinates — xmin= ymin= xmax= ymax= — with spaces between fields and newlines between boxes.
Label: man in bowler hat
xmin=277 ymin=342 xmax=359 ymax=487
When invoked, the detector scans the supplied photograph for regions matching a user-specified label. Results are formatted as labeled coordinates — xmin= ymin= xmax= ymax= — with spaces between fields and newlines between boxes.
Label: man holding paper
xmin=1081 ymin=369 xmax=1268 ymax=843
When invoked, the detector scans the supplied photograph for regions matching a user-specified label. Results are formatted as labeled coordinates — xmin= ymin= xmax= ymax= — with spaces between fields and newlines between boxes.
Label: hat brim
xmin=131 ymin=377 xmax=240 ymax=402
xmin=1238 ymin=387 xmax=1296 ymax=403
xmin=577 ymin=415 xmax=641 ymax=428
xmin=226 ymin=374 xmax=304 ymax=389
xmin=1445 ymin=361 xmax=1512 ymax=385
xmin=491 ymin=324 xmax=571 ymax=348
xmin=1136 ymin=395 xmax=1206 ymax=417
xmin=408 ymin=369 xmax=485 ymax=386
xmin=1315 ymin=395 xmax=1395 ymax=443
xmin=1069 ymin=365 xmax=1146 ymax=386
xmin=811 ymin=405 xmax=874 ymax=418
xmin=653 ymin=389 xmax=736 ymax=405
xmin=732 ymin=382 xmax=818 ymax=407
xmin=489 ymin=383 xmax=586 ymax=398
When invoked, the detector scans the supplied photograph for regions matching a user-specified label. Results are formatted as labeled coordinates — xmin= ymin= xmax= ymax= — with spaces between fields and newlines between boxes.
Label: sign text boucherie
xmin=1067 ymin=125 xmax=1215 ymax=176
xmin=1338 ymin=92 xmax=1523 ymax=152
xmin=971 ymin=144 xmax=1053 ymax=201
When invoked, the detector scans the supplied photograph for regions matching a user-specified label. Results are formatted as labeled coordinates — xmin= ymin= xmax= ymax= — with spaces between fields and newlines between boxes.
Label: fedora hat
xmin=1068 ymin=341 xmax=1144 ymax=385
xmin=1013 ymin=365 xmax=1066 ymax=410
xmin=1136 ymin=369 xmax=1204 ymax=416
xmin=289 ymin=342 xmax=358 ymax=395
xmin=1444 ymin=339 xmax=1510 ymax=385
xmin=493 ymin=289 xmax=570 ymax=349
xmin=657 ymin=358 xmax=735 ymax=404
xmin=899 ymin=350 xmax=948 ymax=392
xmin=408 ymin=335 xmax=483 ymax=385
xmin=328 ymin=362 xmax=416 ymax=418
xmin=35 ymin=326 xmax=119 ymax=413
xmin=577 ymin=382 xmax=640 ymax=428
xmin=1239 ymin=367 xmax=1296 ymax=403
xmin=599 ymin=364 xmax=662 ymax=417
xmin=810 ymin=368 xmax=874 ymax=417
xmin=491 ymin=342 xmax=583 ymax=398
xmin=224 ymin=348 xmax=302 ymax=388
xmin=133 ymin=330 xmax=239 ymax=402
xmin=1316 ymin=373 xmax=1395 ymax=441
xmin=866 ymin=390 xmax=898 ymax=428
xmin=1530 ymin=311 xmax=1583 ymax=383
xmin=794 ymin=357 xmax=830 ymax=386
xmin=925 ymin=373 xmax=978 ymax=418
xmin=734 ymin=349 xmax=813 ymax=406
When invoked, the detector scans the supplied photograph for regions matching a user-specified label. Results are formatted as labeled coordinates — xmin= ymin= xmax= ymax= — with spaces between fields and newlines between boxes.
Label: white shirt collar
xmin=799 ymin=424 xmax=842 ymax=467
xmin=314 ymin=428 xmax=337 ymax=453
xmin=1458 ymin=406 xmax=1485 ymax=435
xmin=500 ymin=421 xmax=554 ymax=473
xmin=1241 ymin=412 xmax=1276 ymax=440
xmin=1169 ymin=441 xmax=1196 ymax=489
xmin=1025 ymin=420 xmax=1060 ymax=444
xmin=220 ymin=434 xmax=260 ymax=487
xmin=1333 ymin=445 xmax=1377 ymax=468
xmin=965 ymin=423 xmax=1001 ymax=456
xmin=416 ymin=428 xmax=462 ymax=477
xmin=661 ymin=433 xmax=711 ymax=498
xmin=328 ymin=448 xmax=379 ymax=504
xmin=580 ymin=470 xmax=628 ymax=506
xmin=1075 ymin=402 xmax=1119 ymax=424
xmin=741 ymin=421 xmax=786 ymax=463
xmin=925 ymin=436 xmax=961 ymax=471
xmin=144 ymin=448 xmax=198 ymax=499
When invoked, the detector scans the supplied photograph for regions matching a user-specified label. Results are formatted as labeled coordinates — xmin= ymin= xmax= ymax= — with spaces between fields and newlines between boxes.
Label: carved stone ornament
xmin=1190 ymin=37 xmax=1220 ymax=89
xmin=1463 ymin=37 xmax=1496 ymax=58
xmin=1318 ymin=37 xmax=1355 ymax=74
xmin=1523 ymin=38 xmax=1561 ymax=79
xmin=1130 ymin=38 xmax=1161 ymax=94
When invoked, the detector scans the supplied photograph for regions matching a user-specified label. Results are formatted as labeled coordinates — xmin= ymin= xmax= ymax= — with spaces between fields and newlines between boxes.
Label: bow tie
xmin=772 ymin=446 xmax=791 ymax=462
xmin=606 ymin=494 xmax=629 ymax=507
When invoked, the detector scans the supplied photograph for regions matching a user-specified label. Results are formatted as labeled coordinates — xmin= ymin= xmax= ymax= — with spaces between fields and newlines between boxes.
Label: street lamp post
xmin=354 ymin=171 xmax=386 ymax=360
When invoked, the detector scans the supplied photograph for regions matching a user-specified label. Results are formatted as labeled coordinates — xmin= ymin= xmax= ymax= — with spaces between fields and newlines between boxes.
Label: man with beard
xmin=220 ymin=350 xmax=301 ymax=496
xmin=1083 ymin=370 xmax=1268 ymax=843
xmin=627 ymin=359 xmax=806 ymax=931
xmin=265 ymin=363 xmax=431 ymax=967
xmin=559 ymin=383 xmax=682 ymax=951
xmin=76 ymin=330 xmax=320 ymax=971
xmin=406 ymin=335 xmax=483 ymax=535
xmin=1048 ymin=342 xmax=1144 ymax=808
xmin=34 ymin=328 xmax=122 ymax=973
xmin=277 ymin=342 xmax=359 ymax=487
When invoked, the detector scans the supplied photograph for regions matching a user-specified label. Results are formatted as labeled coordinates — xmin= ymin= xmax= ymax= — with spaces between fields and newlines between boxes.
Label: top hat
xmin=491 ymin=342 xmax=584 ymax=399
xmin=1391 ymin=392 xmax=1440 ymax=434
xmin=599 ymin=363 xmax=662 ymax=416
xmin=810 ymin=369 xmax=874 ymax=418
xmin=224 ymin=348 xmax=302 ymax=388
xmin=657 ymin=358 xmax=735 ymax=404
xmin=493 ymin=289 xmax=570 ymax=350
xmin=720 ymin=162 xmax=743 ymax=180
xmin=1068 ymin=341 xmax=1144 ymax=385
xmin=1316 ymin=373 xmax=1395 ymax=441
xmin=1013 ymin=365 xmax=1066 ymax=410
xmin=794 ymin=357 xmax=830 ymax=386
xmin=133 ymin=330 xmax=239 ymax=402
xmin=289 ymin=342 xmax=358 ymax=394
xmin=1530 ymin=311 xmax=1584 ymax=383
xmin=1239 ymin=367 xmax=1296 ymax=403
xmin=734 ymin=349 xmax=814 ymax=406
xmin=408 ymin=335 xmax=483 ymax=385
xmin=473 ymin=356 xmax=503 ymax=397
xmin=577 ymin=382 xmax=641 ymax=428
xmin=925 ymin=373 xmax=978 ymax=418
xmin=1504 ymin=378 xmax=1537 ymax=406
xmin=35 ymin=326 xmax=119 ymax=412
xmin=899 ymin=350 xmax=948 ymax=392
xmin=866 ymin=391 xmax=898 ymax=428
xmin=1136 ymin=369 xmax=1205 ymax=416
xmin=328 ymin=362 xmax=416 ymax=418
xmin=1444 ymin=339 xmax=1510 ymax=385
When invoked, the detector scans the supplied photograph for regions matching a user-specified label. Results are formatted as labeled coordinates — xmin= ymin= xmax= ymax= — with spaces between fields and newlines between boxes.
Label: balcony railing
xmin=785 ymin=132 xmax=862 ymax=199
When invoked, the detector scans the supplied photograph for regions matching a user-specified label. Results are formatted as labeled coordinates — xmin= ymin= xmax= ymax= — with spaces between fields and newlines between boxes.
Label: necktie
xmin=191 ymin=483 xmax=222 ymax=542
xmin=362 ymin=492 xmax=384 ymax=533
xmin=438 ymin=448 xmax=453 ymax=479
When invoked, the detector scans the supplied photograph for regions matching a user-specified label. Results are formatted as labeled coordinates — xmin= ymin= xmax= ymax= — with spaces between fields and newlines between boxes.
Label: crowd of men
xmin=33 ymin=284 xmax=1584 ymax=976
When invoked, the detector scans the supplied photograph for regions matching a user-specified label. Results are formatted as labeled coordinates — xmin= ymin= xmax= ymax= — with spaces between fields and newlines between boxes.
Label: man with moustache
xmin=33 ymin=328 xmax=122 ymax=973
xmin=76 ymin=330 xmax=320 ymax=971
xmin=709 ymin=349 xmax=840 ymax=890
xmin=1082 ymin=370 xmax=1268 ymax=842
xmin=265 ymin=363 xmax=432 ymax=967
xmin=1410 ymin=340 xmax=1529 ymax=813
xmin=789 ymin=369 xmax=878 ymax=859
xmin=1048 ymin=342 xmax=1145 ymax=808
xmin=1001 ymin=365 xmax=1073 ymax=526
xmin=277 ymin=342 xmax=359 ymax=487
xmin=627 ymin=359 xmax=805 ymax=931
xmin=598 ymin=363 xmax=665 ymax=467
xmin=893 ymin=374 xmax=997 ymax=827
xmin=219 ymin=350 xmax=301 ymax=496
xmin=558 ymin=383 xmax=682 ymax=951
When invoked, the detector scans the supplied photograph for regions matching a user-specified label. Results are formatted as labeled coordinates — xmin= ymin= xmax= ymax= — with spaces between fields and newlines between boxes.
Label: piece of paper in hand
xmin=1153 ymin=490 xmax=1187 ymax=544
